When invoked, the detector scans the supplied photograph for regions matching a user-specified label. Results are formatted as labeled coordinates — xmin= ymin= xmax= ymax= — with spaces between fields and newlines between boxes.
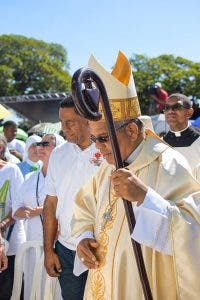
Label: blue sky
xmin=0 ymin=0 xmax=200 ymax=75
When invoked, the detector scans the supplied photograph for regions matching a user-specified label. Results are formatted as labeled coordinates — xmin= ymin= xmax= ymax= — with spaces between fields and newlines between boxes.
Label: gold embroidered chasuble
xmin=72 ymin=133 xmax=200 ymax=300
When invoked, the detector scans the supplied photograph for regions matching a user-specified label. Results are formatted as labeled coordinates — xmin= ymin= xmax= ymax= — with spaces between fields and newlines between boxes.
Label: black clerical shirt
xmin=163 ymin=126 xmax=200 ymax=147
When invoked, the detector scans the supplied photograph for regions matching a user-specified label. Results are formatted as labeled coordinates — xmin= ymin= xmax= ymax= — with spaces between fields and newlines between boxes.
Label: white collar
xmin=169 ymin=123 xmax=189 ymax=137
xmin=26 ymin=158 xmax=40 ymax=167
xmin=125 ymin=140 xmax=145 ymax=164
xmin=73 ymin=142 xmax=95 ymax=153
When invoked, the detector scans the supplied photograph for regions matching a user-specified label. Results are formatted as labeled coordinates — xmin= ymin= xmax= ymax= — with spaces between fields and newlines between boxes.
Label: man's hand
xmin=9 ymin=149 xmax=23 ymax=161
xmin=0 ymin=252 xmax=8 ymax=272
xmin=44 ymin=250 xmax=62 ymax=277
xmin=77 ymin=238 xmax=99 ymax=269
xmin=110 ymin=168 xmax=148 ymax=204
xmin=28 ymin=206 xmax=43 ymax=218
xmin=0 ymin=220 xmax=8 ymax=232
xmin=0 ymin=243 xmax=8 ymax=272
xmin=0 ymin=212 xmax=15 ymax=232
xmin=43 ymin=195 xmax=59 ymax=276
xmin=15 ymin=206 xmax=38 ymax=219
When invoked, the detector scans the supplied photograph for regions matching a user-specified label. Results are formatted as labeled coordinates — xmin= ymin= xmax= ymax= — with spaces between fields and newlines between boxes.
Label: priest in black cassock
xmin=163 ymin=93 xmax=200 ymax=180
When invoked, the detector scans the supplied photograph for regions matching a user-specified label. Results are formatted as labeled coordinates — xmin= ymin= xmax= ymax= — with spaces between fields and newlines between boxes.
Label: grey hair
xmin=114 ymin=118 xmax=144 ymax=132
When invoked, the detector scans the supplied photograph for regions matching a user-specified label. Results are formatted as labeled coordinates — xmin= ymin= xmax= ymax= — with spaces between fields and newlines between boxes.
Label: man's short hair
xmin=3 ymin=120 xmax=17 ymax=129
xmin=60 ymin=95 xmax=75 ymax=109
xmin=60 ymin=94 xmax=80 ymax=115
xmin=167 ymin=93 xmax=192 ymax=108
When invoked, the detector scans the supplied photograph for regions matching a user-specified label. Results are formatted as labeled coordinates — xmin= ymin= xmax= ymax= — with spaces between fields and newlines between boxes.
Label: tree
xmin=0 ymin=34 xmax=71 ymax=96
xmin=129 ymin=54 xmax=200 ymax=113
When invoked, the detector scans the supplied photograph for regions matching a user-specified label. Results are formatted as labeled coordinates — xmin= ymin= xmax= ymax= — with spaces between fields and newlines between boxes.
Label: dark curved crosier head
xmin=71 ymin=67 xmax=109 ymax=121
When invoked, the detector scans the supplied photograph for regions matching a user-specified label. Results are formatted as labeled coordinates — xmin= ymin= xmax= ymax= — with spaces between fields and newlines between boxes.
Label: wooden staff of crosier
xmin=71 ymin=67 xmax=153 ymax=300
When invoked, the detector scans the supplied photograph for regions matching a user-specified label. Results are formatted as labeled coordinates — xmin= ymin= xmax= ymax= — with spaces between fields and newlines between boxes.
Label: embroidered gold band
xmin=99 ymin=96 xmax=141 ymax=121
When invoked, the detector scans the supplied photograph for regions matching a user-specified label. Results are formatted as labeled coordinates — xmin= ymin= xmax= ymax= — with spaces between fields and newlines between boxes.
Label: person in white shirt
xmin=43 ymin=95 xmax=103 ymax=300
xmin=5 ymin=147 xmax=21 ymax=164
xmin=3 ymin=120 xmax=25 ymax=161
xmin=163 ymin=93 xmax=200 ymax=179
xmin=0 ymin=134 xmax=24 ymax=298
xmin=13 ymin=133 xmax=64 ymax=300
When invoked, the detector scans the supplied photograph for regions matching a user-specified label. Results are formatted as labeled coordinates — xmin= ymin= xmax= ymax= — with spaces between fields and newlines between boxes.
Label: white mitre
xmin=88 ymin=51 xmax=141 ymax=121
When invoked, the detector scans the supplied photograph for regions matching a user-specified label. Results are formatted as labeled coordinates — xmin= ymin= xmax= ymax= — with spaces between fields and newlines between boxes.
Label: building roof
xmin=0 ymin=92 xmax=68 ymax=123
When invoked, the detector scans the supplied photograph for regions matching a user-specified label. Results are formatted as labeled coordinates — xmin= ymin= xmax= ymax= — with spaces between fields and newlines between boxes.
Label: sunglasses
xmin=90 ymin=135 xmax=109 ymax=143
xmin=90 ymin=121 xmax=133 ymax=144
xmin=34 ymin=141 xmax=50 ymax=147
xmin=164 ymin=103 xmax=190 ymax=112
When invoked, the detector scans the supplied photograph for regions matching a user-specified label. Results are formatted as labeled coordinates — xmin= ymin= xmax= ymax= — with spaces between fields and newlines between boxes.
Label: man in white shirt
xmin=3 ymin=121 xmax=25 ymax=161
xmin=43 ymin=95 xmax=103 ymax=300
xmin=163 ymin=93 xmax=200 ymax=179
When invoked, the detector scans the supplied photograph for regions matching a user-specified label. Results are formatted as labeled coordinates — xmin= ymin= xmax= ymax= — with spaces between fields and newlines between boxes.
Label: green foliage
xmin=0 ymin=34 xmax=71 ymax=96
xmin=130 ymin=54 xmax=200 ymax=113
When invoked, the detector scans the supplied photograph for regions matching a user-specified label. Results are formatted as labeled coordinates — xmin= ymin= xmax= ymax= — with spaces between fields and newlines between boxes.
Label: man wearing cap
xmin=71 ymin=52 xmax=200 ymax=299
xmin=163 ymin=93 xmax=200 ymax=180
xmin=149 ymin=82 xmax=168 ymax=113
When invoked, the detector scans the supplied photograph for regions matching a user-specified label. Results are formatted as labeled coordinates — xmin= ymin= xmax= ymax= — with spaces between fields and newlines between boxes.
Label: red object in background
xmin=157 ymin=89 xmax=168 ymax=113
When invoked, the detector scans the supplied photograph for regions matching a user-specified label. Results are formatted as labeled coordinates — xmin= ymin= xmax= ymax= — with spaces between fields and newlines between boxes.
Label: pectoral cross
xmin=101 ymin=208 xmax=112 ymax=230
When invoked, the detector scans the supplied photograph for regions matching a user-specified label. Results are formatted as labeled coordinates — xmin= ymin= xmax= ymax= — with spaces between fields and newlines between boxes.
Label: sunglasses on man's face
xmin=164 ymin=103 xmax=190 ymax=112
xmin=90 ymin=121 xmax=133 ymax=144
xmin=90 ymin=135 xmax=110 ymax=144
xmin=34 ymin=141 xmax=50 ymax=147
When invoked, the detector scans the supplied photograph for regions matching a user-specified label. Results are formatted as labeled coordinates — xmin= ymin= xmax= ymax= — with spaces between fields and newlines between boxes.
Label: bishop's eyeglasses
xmin=90 ymin=120 xmax=135 ymax=144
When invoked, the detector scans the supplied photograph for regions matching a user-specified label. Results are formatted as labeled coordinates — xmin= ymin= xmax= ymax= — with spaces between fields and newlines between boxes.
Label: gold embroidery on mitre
xmin=99 ymin=97 xmax=141 ymax=121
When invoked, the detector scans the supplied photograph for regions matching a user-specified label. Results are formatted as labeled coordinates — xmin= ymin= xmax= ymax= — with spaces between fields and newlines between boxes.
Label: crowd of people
xmin=0 ymin=51 xmax=200 ymax=300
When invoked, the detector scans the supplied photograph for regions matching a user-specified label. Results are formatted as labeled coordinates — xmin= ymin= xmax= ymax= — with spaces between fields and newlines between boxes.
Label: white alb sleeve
xmin=73 ymin=231 xmax=94 ymax=276
xmin=132 ymin=187 xmax=172 ymax=255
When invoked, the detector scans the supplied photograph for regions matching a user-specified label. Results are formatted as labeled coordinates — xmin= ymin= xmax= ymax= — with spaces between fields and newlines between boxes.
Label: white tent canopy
xmin=28 ymin=122 xmax=61 ymax=135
